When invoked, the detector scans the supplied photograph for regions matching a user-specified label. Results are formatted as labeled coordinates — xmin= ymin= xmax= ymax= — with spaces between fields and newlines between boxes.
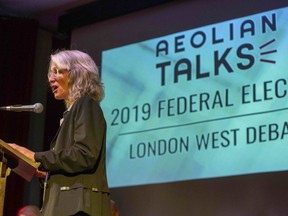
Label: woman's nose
xmin=48 ymin=75 xmax=56 ymax=83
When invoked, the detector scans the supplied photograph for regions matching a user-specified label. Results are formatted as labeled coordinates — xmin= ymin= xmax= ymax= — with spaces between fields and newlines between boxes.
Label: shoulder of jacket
xmin=73 ymin=96 xmax=100 ymax=109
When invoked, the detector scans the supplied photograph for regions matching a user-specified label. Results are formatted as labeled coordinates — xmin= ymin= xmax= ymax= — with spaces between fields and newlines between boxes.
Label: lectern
xmin=0 ymin=139 xmax=39 ymax=216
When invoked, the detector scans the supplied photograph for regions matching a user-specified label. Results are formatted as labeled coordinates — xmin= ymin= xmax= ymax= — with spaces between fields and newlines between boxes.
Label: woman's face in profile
xmin=48 ymin=63 xmax=70 ymax=101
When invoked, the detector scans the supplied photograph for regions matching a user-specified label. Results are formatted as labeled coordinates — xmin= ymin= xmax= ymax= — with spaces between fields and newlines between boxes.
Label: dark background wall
xmin=0 ymin=17 xmax=38 ymax=216
xmin=0 ymin=16 xmax=68 ymax=216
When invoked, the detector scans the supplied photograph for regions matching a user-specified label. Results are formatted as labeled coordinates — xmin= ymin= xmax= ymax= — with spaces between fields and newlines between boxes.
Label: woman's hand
xmin=35 ymin=169 xmax=47 ymax=179
xmin=9 ymin=143 xmax=46 ymax=178
xmin=8 ymin=143 xmax=35 ymax=162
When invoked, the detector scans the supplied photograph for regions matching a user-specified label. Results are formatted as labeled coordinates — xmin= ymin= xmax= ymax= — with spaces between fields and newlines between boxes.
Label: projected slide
xmin=101 ymin=7 xmax=288 ymax=188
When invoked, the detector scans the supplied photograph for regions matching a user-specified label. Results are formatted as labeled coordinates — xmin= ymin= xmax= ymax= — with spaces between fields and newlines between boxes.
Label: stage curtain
xmin=0 ymin=16 xmax=38 ymax=216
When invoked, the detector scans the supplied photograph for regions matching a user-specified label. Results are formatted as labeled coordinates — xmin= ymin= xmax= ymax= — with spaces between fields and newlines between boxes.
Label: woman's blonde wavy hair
xmin=49 ymin=50 xmax=104 ymax=107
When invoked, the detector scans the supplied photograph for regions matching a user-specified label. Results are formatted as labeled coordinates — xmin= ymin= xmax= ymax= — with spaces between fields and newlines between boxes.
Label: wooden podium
xmin=0 ymin=139 xmax=40 ymax=216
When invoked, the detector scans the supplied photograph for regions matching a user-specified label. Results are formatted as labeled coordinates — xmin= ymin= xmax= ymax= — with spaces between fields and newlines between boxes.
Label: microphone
xmin=0 ymin=103 xmax=44 ymax=113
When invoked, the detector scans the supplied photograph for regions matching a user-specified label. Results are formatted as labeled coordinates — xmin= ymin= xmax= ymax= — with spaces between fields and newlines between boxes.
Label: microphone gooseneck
xmin=0 ymin=103 xmax=44 ymax=113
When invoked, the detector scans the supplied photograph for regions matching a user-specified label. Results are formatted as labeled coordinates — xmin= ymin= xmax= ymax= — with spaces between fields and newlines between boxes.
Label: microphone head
xmin=34 ymin=103 xmax=44 ymax=113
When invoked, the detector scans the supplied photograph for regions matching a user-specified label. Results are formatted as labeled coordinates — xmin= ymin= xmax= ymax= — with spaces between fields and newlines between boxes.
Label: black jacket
xmin=35 ymin=96 xmax=111 ymax=216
